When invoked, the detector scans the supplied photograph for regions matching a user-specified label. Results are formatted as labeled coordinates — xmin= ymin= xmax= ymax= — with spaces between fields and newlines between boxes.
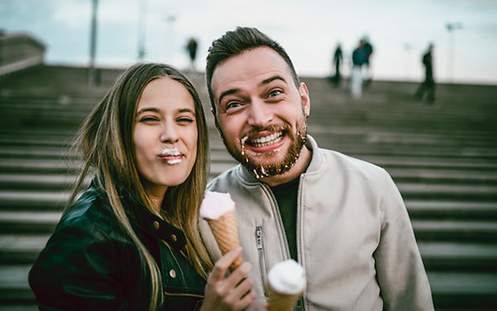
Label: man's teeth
xmin=250 ymin=132 xmax=283 ymax=147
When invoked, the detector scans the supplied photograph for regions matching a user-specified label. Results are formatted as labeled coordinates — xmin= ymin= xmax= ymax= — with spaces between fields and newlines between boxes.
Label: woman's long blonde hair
xmin=68 ymin=63 xmax=213 ymax=310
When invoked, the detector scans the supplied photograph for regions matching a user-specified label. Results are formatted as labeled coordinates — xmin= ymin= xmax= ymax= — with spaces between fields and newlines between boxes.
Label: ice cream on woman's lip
xmin=159 ymin=147 xmax=182 ymax=165
xmin=200 ymin=191 xmax=242 ymax=269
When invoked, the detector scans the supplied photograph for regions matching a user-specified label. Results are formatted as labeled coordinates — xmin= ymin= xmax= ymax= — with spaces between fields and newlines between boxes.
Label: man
xmin=331 ymin=43 xmax=343 ymax=87
xmin=415 ymin=43 xmax=435 ymax=103
xmin=200 ymin=27 xmax=433 ymax=310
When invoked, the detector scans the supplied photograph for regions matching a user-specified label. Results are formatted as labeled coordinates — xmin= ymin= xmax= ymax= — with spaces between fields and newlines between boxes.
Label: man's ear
xmin=299 ymin=82 xmax=311 ymax=118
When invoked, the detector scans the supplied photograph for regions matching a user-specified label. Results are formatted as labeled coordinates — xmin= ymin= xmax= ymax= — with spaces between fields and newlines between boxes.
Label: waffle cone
xmin=207 ymin=210 xmax=242 ymax=269
xmin=267 ymin=286 xmax=302 ymax=311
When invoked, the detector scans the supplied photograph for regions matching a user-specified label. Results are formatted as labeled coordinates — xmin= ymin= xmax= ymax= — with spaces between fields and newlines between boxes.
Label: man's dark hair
xmin=205 ymin=26 xmax=300 ymax=114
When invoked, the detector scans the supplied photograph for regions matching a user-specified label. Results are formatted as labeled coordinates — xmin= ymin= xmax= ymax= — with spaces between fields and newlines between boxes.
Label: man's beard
xmin=221 ymin=120 xmax=308 ymax=179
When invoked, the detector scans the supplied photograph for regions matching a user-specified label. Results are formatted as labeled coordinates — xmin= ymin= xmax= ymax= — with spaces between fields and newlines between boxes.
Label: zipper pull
xmin=256 ymin=226 xmax=263 ymax=250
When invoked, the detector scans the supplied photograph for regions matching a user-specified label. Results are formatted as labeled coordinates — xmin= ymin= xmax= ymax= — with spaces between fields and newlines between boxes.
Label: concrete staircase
xmin=1 ymin=65 xmax=496 ymax=310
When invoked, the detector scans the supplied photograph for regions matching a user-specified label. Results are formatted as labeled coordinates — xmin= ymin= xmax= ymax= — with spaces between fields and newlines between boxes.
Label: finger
xmin=228 ymin=276 xmax=254 ymax=301
xmin=210 ymin=247 xmax=242 ymax=281
xmin=234 ymin=289 xmax=257 ymax=310
xmin=223 ymin=262 xmax=252 ymax=293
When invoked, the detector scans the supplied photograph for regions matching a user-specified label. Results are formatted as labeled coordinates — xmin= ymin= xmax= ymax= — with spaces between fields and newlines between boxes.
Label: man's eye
xmin=268 ymin=89 xmax=283 ymax=97
xmin=226 ymin=101 xmax=242 ymax=110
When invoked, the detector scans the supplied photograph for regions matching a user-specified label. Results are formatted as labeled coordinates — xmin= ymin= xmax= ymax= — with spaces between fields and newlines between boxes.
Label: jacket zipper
xmin=255 ymin=225 xmax=269 ymax=296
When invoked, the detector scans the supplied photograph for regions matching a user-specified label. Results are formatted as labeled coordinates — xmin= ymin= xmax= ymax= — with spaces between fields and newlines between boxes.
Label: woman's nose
xmin=159 ymin=122 xmax=179 ymax=143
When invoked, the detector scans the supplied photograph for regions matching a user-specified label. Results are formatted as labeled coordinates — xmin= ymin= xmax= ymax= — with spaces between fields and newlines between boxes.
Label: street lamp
xmin=88 ymin=0 xmax=99 ymax=87
xmin=137 ymin=0 xmax=147 ymax=61
xmin=403 ymin=43 xmax=413 ymax=81
xmin=446 ymin=22 xmax=463 ymax=83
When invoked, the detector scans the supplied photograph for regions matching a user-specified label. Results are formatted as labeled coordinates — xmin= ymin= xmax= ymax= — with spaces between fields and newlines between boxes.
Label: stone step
xmin=1 ymin=264 xmax=496 ymax=308
xmin=419 ymin=242 xmax=497 ymax=272
xmin=406 ymin=200 xmax=497 ymax=220
xmin=2 ymin=208 xmax=497 ymax=242
xmin=0 ymin=211 xmax=60 ymax=234
xmin=1 ymin=185 xmax=496 ymax=214
xmin=412 ymin=220 xmax=497 ymax=242
xmin=2 ymin=167 xmax=496 ymax=193
xmin=398 ymin=183 xmax=497 ymax=200
xmin=2 ymin=233 xmax=496 ymax=273
xmin=0 ymin=192 xmax=68 ymax=212
xmin=2 ymin=157 xmax=496 ymax=177
xmin=429 ymin=271 xmax=497 ymax=309
xmin=0 ymin=235 xmax=49 ymax=264
xmin=2 ymin=125 xmax=496 ymax=144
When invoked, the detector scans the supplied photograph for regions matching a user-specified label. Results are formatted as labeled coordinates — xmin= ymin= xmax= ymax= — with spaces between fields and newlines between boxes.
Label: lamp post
xmin=88 ymin=0 xmax=99 ymax=87
xmin=403 ymin=43 xmax=412 ymax=81
xmin=446 ymin=22 xmax=463 ymax=83
xmin=137 ymin=0 xmax=147 ymax=61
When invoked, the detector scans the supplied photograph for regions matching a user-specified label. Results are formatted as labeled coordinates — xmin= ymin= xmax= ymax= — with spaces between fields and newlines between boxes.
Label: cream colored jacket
xmin=200 ymin=136 xmax=434 ymax=310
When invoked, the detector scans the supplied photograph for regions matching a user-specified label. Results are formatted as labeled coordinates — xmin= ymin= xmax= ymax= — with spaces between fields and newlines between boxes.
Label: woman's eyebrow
xmin=136 ymin=107 xmax=160 ymax=115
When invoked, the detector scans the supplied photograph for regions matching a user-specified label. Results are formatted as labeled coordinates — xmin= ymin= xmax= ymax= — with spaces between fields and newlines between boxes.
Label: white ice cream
xmin=200 ymin=191 xmax=235 ymax=220
xmin=268 ymin=260 xmax=306 ymax=295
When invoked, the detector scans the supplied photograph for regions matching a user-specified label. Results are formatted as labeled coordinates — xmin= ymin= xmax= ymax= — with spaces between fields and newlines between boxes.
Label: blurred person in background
xmin=415 ymin=43 xmax=436 ymax=103
xmin=186 ymin=37 xmax=199 ymax=71
xmin=330 ymin=43 xmax=343 ymax=87
xmin=362 ymin=36 xmax=374 ymax=87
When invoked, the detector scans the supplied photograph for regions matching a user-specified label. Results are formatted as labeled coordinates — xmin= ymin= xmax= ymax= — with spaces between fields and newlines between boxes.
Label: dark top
xmin=422 ymin=50 xmax=434 ymax=82
xmin=270 ymin=177 xmax=300 ymax=261
xmin=29 ymin=182 xmax=206 ymax=310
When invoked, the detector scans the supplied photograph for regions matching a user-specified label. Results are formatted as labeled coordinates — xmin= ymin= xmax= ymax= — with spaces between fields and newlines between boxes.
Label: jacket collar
xmin=127 ymin=201 xmax=187 ymax=252
xmin=91 ymin=181 xmax=187 ymax=252
xmin=237 ymin=135 xmax=323 ymax=184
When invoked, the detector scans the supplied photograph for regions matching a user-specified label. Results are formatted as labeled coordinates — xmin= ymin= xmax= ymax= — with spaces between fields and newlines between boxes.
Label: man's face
xmin=211 ymin=47 xmax=310 ymax=179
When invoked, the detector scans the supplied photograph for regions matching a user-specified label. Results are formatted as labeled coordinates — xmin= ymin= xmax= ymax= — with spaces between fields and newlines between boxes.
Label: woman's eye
xmin=140 ymin=116 xmax=159 ymax=122
xmin=177 ymin=117 xmax=194 ymax=123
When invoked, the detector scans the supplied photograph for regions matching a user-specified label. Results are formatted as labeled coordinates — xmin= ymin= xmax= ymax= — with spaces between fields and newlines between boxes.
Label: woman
xmin=29 ymin=63 xmax=255 ymax=310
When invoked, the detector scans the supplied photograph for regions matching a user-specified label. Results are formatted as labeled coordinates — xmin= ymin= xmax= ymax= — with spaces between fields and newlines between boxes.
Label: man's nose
xmin=247 ymin=100 xmax=273 ymax=127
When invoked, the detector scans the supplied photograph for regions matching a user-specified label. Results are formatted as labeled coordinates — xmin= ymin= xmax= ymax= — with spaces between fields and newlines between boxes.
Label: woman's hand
xmin=201 ymin=247 xmax=256 ymax=311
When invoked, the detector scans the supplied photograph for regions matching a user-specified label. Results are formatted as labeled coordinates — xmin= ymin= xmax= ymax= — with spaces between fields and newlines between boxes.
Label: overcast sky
xmin=2 ymin=0 xmax=497 ymax=84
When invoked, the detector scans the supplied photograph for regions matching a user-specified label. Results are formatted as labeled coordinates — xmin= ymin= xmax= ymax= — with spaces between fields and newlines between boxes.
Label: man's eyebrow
xmin=260 ymin=75 xmax=287 ymax=86
xmin=218 ymin=88 xmax=240 ymax=104
xmin=217 ymin=75 xmax=287 ymax=104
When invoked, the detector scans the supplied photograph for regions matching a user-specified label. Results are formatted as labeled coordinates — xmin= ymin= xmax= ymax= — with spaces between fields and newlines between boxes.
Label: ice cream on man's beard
xmin=200 ymin=191 xmax=242 ymax=269
xmin=267 ymin=260 xmax=306 ymax=311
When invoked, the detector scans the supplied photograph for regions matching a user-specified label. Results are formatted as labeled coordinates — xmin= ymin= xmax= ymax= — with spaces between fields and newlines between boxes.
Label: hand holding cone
xmin=200 ymin=191 xmax=242 ymax=270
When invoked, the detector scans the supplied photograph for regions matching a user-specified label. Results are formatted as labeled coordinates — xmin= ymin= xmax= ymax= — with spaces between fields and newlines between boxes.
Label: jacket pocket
xmin=255 ymin=225 xmax=269 ymax=296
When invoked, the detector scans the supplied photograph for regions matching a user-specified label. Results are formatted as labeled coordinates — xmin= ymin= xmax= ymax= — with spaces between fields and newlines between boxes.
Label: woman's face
xmin=133 ymin=77 xmax=198 ymax=198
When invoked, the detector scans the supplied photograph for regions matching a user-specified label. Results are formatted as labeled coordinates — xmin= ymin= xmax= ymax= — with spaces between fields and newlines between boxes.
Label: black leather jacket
xmin=29 ymin=184 xmax=206 ymax=310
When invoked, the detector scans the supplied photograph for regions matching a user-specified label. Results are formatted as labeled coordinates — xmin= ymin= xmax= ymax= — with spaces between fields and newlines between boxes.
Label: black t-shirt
xmin=270 ymin=177 xmax=300 ymax=261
